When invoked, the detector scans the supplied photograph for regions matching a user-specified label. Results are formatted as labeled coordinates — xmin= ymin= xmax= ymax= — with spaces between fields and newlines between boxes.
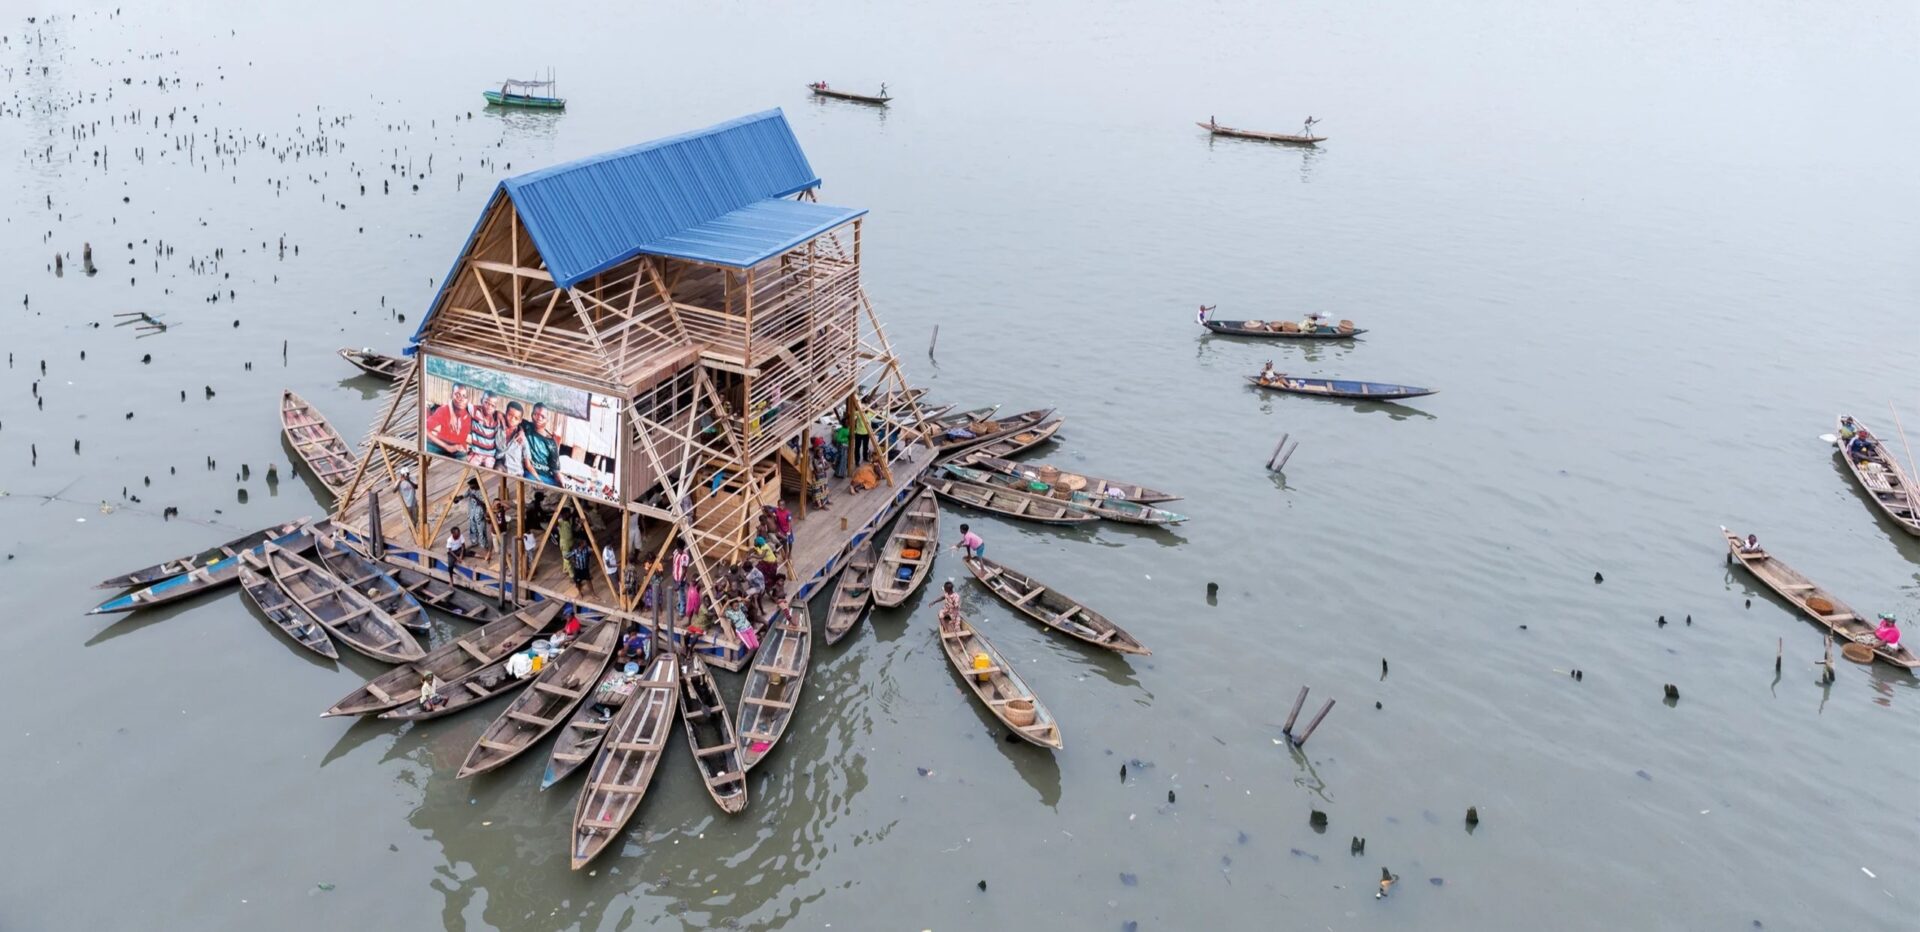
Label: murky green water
xmin=4 ymin=1 xmax=1918 ymax=929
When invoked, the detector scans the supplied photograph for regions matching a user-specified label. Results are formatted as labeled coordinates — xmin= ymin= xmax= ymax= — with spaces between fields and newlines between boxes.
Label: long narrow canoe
xmin=965 ymin=556 xmax=1150 ymax=655
xmin=924 ymin=405 xmax=1001 ymax=437
xmin=926 ymin=475 xmax=1101 ymax=526
xmin=1246 ymin=374 xmax=1435 ymax=401
xmin=679 ymin=653 xmax=748 ymax=813
xmin=941 ymin=465 xmax=1186 ymax=526
xmin=96 ymin=517 xmax=310 ymax=589
xmin=1722 ymin=527 xmax=1918 ymax=668
xmin=337 ymin=347 xmax=406 ymax=380
xmin=824 ymin=542 xmax=876 ymax=645
xmin=940 ymin=419 xmax=1062 ymax=464
xmin=458 ymin=619 xmax=619 ymax=777
xmin=317 ymin=536 xmax=427 ymax=632
xmin=323 ymin=602 xmax=561 ymax=716
xmin=571 ymin=652 xmax=679 ymax=870
xmin=265 ymin=542 xmax=424 ymax=663
xmin=1202 ymin=318 xmax=1363 ymax=339
xmin=393 ymin=566 xmax=508 ymax=623
xmin=1834 ymin=416 xmax=1920 ymax=536
xmin=933 ymin=408 xmax=1058 ymax=456
xmin=543 ymin=667 xmax=637 ymax=789
xmin=1197 ymin=120 xmax=1324 ymax=144
xmin=88 ymin=524 xmax=316 ymax=614
xmin=938 ymin=616 xmax=1063 ymax=749
xmin=808 ymin=84 xmax=891 ymax=105
xmin=377 ymin=658 xmax=529 ymax=720
xmin=737 ymin=604 xmax=812 ymax=771
xmin=956 ymin=455 xmax=1179 ymax=504
xmin=281 ymin=389 xmax=357 ymax=497
xmin=873 ymin=488 xmax=939 ymax=607
xmin=237 ymin=551 xmax=337 ymax=659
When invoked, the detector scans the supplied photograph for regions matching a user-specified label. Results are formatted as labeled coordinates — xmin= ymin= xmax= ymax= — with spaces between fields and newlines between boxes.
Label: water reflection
xmin=337 ymin=373 xmax=390 ymax=401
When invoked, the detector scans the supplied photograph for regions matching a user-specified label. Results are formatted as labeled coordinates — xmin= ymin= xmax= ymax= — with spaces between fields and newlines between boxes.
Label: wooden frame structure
xmin=328 ymin=112 xmax=933 ymax=670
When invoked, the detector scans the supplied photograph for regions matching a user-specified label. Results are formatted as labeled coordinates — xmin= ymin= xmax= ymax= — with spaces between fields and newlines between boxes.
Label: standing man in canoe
xmin=1301 ymin=115 xmax=1320 ymax=137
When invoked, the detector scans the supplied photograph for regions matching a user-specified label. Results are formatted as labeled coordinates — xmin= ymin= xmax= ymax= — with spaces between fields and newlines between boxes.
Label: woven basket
xmin=1005 ymin=698 xmax=1036 ymax=727
xmin=1842 ymin=642 xmax=1876 ymax=664
xmin=1806 ymin=595 xmax=1834 ymax=615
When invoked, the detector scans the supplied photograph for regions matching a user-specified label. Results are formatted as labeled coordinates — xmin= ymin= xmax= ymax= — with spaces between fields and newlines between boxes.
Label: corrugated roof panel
xmin=502 ymin=109 xmax=830 ymax=286
xmin=639 ymin=199 xmax=866 ymax=268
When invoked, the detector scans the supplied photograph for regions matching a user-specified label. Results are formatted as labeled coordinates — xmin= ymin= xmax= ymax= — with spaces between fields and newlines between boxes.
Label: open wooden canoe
xmin=281 ymin=389 xmax=357 ymax=497
xmin=392 ymin=566 xmax=508 ymax=623
xmin=824 ymin=541 xmax=876 ymax=645
xmin=543 ymin=666 xmax=638 ymax=789
xmin=938 ymin=615 xmax=1063 ymax=749
xmin=571 ymin=652 xmax=679 ymax=870
xmin=323 ymin=601 xmax=560 ymax=716
xmin=316 ymin=536 xmax=427 ymax=632
xmin=924 ymin=405 xmax=1001 ymax=436
xmin=679 ymin=653 xmax=748 ymax=813
xmin=1246 ymin=374 xmax=1435 ymax=401
xmin=941 ymin=465 xmax=1186 ymax=526
xmin=377 ymin=657 xmax=530 ymax=720
xmin=939 ymin=419 xmax=1062 ymax=464
xmin=237 ymin=551 xmax=337 ymax=659
xmin=337 ymin=347 xmax=407 ymax=380
xmin=1202 ymin=318 xmax=1364 ymax=339
xmin=1834 ymin=416 xmax=1920 ymax=536
xmin=926 ymin=475 xmax=1101 ymax=526
xmin=457 ymin=619 xmax=619 ymax=777
xmin=96 ymin=516 xmax=310 ymax=589
xmin=933 ymin=408 xmax=1058 ymax=456
xmin=1197 ymin=120 xmax=1324 ymax=144
xmin=1722 ymin=527 xmax=1918 ymax=668
xmin=809 ymin=84 xmax=891 ymax=105
xmin=737 ymin=603 xmax=812 ymax=771
xmin=264 ymin=541 xmax=424 ymax=663
xmin=872 ymin=488 xmax=939 ymax=607
xmin=955 ymin=455 xmax=1180 ymax=504
xmin=965 ymin=556 xmax=1150 ymax=655
xmin=88 ymin=524 xmax=316 ymax=614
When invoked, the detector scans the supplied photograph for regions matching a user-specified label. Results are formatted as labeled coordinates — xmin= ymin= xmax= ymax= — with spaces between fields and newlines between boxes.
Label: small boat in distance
xmin=337 ymin=347 xmax=406 ymax=380
xmin=1721 ymin=527 xmax=1918 ymax=669
xmin=1246 ymin=373 xmax=1435 ymax=401
xmin=96 ymin=516 xmax=310 ymax=589
xmin=808 ymin=81 xmax=891 ymax=105
xmin=1833 ymin=415 xmax=1920 ymax=536
xmin=1198 ymin=117 xmax=1324 ymax=145
xmin=484 ymin=75 xmax=565 ymax=110
xmin=1199 ymin=307 xmax=1364 ymax=339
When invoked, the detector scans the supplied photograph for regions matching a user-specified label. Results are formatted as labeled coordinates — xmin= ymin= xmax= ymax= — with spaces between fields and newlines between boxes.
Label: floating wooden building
xmin=328 ymin=110 xmax=931 ymax=670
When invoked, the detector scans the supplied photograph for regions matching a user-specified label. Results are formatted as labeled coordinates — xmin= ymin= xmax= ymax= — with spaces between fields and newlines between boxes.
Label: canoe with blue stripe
xmin=88 ymin=524 xmax=317 ymax=615
xmin=95 ymin=516 xmax=311 ymax=589
xmin=1245 ymin=374 xmax=1436 ymax=401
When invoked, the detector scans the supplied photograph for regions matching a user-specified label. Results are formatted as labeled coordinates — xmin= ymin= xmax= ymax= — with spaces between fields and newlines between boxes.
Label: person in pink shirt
xmin=954 ymin=523 xmax=985 ymax=558
xmin=1874 ymin=614 xmax=1902 ymax=650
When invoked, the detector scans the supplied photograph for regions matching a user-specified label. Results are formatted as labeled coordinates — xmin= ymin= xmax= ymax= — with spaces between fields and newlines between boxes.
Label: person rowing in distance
xmin=1257 ymin=361 xmax=1292 ymax=388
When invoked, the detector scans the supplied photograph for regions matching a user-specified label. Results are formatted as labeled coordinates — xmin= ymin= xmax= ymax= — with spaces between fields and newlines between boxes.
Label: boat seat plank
xmin=695 ymin=743 xmax=738 ymax=757
xmin=534 ymin=682 xmax=585 ymax=699
xmin=746 ymin=697 xmax=795 ymax=710
xmin=477 ymin=738 xmax=519 ymax=752
xmin=506 ymin=711 xmax=554 ymax=727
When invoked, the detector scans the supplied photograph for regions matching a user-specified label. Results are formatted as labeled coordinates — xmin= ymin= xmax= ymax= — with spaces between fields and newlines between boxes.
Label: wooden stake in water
xmin=1283 ymin=686 xmax=1309 ymax=734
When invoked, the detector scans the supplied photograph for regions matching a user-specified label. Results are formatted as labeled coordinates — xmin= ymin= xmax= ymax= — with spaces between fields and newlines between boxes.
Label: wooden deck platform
xmin=330 ymin=442 xmax=934 ymax=671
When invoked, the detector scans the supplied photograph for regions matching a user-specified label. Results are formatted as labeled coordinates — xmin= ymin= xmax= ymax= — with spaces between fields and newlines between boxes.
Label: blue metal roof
xmin=637 ymin=198 xmax=865 ymax=267
xmin=406 ymin=109 xmax=864 ymax=355
xmin=504 ymin=108 xmax=850 ymax=284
